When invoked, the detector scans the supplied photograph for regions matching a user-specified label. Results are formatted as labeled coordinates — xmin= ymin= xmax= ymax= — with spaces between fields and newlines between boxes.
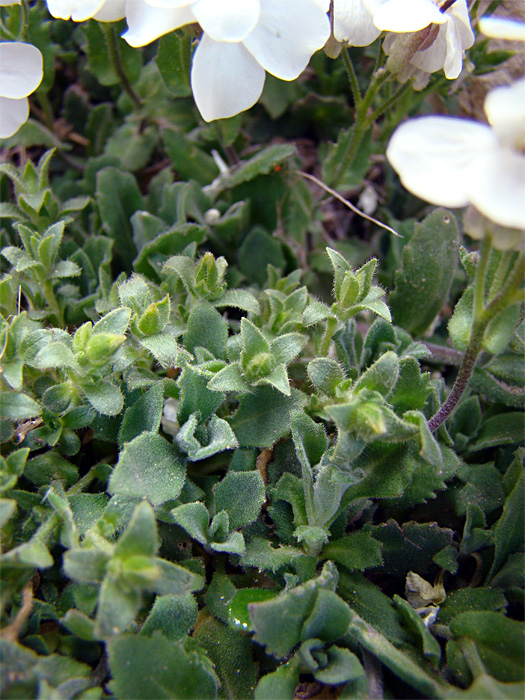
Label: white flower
xmin=0 ymin=42 xmax=43 ymax=139
xmin=478 ymin=16 xmax=525 ymax=42
xmin=124 ymin=0 xmax=331 ymax=122
xmin=46 ymin=0 xmax=126 ymax=21
xmin=377 ymin=0 xmax=474 ymax=80
xmin=332 ymin=0 xmax=473 ymax=80
xmin=386 ymin=77 xmax=525 ymax=233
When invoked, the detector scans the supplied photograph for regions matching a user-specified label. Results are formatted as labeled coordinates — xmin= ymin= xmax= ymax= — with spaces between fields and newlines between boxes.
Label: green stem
xmin=368 ymin=82 xmax=412 ymax=124
xmin=329 ymin=69 xmax=390 ymax=187
xmin=460 ymin=638 xmax=486 ymax=679
xmin=101 ymin=23 xmax=143 ymax=108
xmin=341 ymin=47 xmax=362 ymax=107
xmin=41 ymin=278 xmax=64 ymax=327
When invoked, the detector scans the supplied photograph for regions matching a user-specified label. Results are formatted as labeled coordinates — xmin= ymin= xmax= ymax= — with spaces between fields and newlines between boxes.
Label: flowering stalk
xmin=428 ymin=239 xmax=524 ymax=432
xmin=101 ymin=23 xmax=143 ymax=108
xmin=329 ymin=50 xmax=390 ymax=188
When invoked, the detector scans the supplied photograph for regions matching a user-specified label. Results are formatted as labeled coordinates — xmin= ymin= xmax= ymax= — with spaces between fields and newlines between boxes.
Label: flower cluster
xmin=387 ymin=17 xmax=525 ymax=245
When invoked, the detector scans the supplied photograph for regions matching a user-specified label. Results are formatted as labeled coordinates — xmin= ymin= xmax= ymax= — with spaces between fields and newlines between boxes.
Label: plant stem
xmin=342 ymin=48 xmax=362 ymax=107
xmin=329 ymin=69 xmax=389 ymax=187
xmin=41 ymin=277 xmax=65 ymax=327
xmin=428 ymin=242 xmax=524 ymax=432
xmin=101 ymin=24 xmax=143 ymax=109
xmin=460 ymin=638 xmax=486 ymax=679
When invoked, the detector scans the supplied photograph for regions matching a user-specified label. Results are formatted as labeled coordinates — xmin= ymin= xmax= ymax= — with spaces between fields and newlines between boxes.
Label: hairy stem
xmin=102 ymin=24 xmax=143 ymax=108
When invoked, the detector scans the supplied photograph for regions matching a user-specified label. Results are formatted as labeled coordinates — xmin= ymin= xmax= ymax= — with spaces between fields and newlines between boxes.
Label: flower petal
xmin=334 ymin=0 xmax=381 ymax=46
xmin=0 ymin=42 xmax=43 ymax=99
xmin=372 ymin=0 xmax=446 ymax=32
xmin=123 ymin=0 xmax=195 ymax=46
xmin=191 ymin=34 xmax=266 ymax=121
xmin=483 ymin=77 xmax=525 ymax=150
xmin=143 ymin=0 xmax=193 ymax=6
xmin=386 ymin=116 xmax=495 ymax=208
xmin=243 ymin=0 xmax=330 ymax=81
xmin=46 ymin=0 xmax=106 ymax=20
xmin=468 ymin=147 xmax=525 ymax=230
xmin=409 ymin=25 xmax=447 ymax=74
xmin=479 ymin=16 xmax=525 ymax=42
xmin=0 ymin=95 xmax=29 ymax=139
xmin=93 ymin=0 xmax=126 ymax=21
xmin=192 ymin=0 xmax=260 ymax=42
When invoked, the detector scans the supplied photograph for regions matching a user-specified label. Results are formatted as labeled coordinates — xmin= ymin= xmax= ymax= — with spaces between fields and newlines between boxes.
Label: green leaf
xmin=249 ymin=561 xmax=338 ymax=657
xmin=314 ymin=646 xmax=365 ymax=685
xmin=214 ymin=471 xmax=265 ymax=529
xmin=470 ymin=413 xmax=525 ymax=452
xmin=184 ymin=300 xmax=228 ymax=360
xmin=227 ymin=589 xmax=279 ymax=632
xmin=438 ymin=589 xmax=507 ymax=625
xmin=171 ymin=502 xmax=210 ymax=545
xmin=118 ymin=384 xmax=164 ymax=446
xmin=0 ymin=392 xmax=42 ymax=421
xmin=162 ymin=129 xmax=218 ymax=185
xmin=141 ymin=593 xmax=198 ymax=641
xmin=390 ymin=208 xmax=459 ymax=335
xmin=488 ymin=467 xmax=524 ymax=582
xmin=227 ymin=144 xmax=296 ymax=188
xmin=307 ymin=358 xmax=345 ymax=397
xmin=156 ymin=32 xmax=192 ymax=96
xmin=80 ymin=380 xmax=123 ymax=416
xmin=321 ymin=532 xmax=383 ymax=572
xmin=229 ymin=386 xmax=307 ymax=448
xmin=255 ymin=659 xmax=301 ymax=700
xmin=451 ymin=612 xmax=524 ymax=682
xmin=301 ymin=588 xmax=352 ymax=642
xmin=353 ymin=351 xmax=399 ymax=397
xmin=394 ymin=595 xmax=441 ymax=665
xmin=108 ymin=633 xmax=217 ymax=699
xmin=241 ymin=537 xmax=304 ymax=573
xmin=176 ymin=413 xmax=239 ymax=461
xmin=347 ymin=612 xmax=449 ymax=698
xmin=238 ymin=228 xmax=286 ymax=287
xmin=109 ymin=432 xmax=185 ymax=506
xmin=92 ymin=307 xmax=131 ymax=335
xmin=178 ymin=365 xmax=224 ymax=424
xmin=194 ymin=615 xmax=258 ymax=700
xmin=449 ymin=674 xmax=525 ymax=699
xmin=96 ymin=168 xmax=143 ymax=270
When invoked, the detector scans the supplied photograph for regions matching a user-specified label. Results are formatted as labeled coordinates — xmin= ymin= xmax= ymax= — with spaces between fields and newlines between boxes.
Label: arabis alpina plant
xmin=386 ymin=77 xmax=525 ymax=245
xmin=124 ymin=0 xmax=330 ymax=121
xmin=46 ymin=0 xmax=126 ymax=21
xmin=0 ymin=42 xmax=43 ymax=138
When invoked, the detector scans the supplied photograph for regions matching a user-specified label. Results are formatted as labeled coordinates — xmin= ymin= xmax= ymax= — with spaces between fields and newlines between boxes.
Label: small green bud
xmin=245 ymin=352 xmax=275 ymax=380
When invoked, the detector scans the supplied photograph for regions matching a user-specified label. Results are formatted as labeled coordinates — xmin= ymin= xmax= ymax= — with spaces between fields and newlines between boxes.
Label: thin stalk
xmin=460 ymin=638 xmax=486 ymax=679
xmin=368 ymin=82 xmax=412 ymax=124
xmin=329 ymin=69 xmax=390 ymax=187
xmin=41 ymin=278 xmax=64 ymax=327
xmin=429 ymin=244 xmax=524 ymax=432
xmin=342 ymin=47 xmax=362 ymax=107
xmin=101 ymin=24 xmax=143 ymax=108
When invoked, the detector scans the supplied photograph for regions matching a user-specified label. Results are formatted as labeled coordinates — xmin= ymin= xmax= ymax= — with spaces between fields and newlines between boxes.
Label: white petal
xmin=46 ymin=0 xmax=106 ymax=20
xmin=93 ymin=0 xmax=127 ymax=21
xmin=0 ymin=0 xmax=21 ymax=5
xmin=484 ymin=77 xmax=525 ymax=150
xmin=243 ymin=0 xmax=330 ymax=81
xmin=479 ymin=16 xmax=525 ymax=42
xmin=123 ymin=0 xmax=195 ymax=46
xmin=143 ymin=0 xmax=193 ymax=6
xmin=372 ymin=0 xmax=446 ymax=32
xmin=448 ymin=0 xmax=474 ymax=50
xmin=334 ymin=0 xmax=381 ymax=46
xmin=192 ymin=0 xmax=260 ymax=42
xmin=0 ymin=95 xmax=29 ymax=139
xmin=410 ymin=25 xmax=447 ymax=74
xmin=442 ymin=16 xmax=463 ymax=78
xmin=468 ymin=147 xmax=525 ymax=230
xmin=0 ymin=42 xmax=43 ymax=99
xmin=191 ymin=34 xmax=266 ymax=121
xmin=386 ymin=116 xmax=495 ymax=208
